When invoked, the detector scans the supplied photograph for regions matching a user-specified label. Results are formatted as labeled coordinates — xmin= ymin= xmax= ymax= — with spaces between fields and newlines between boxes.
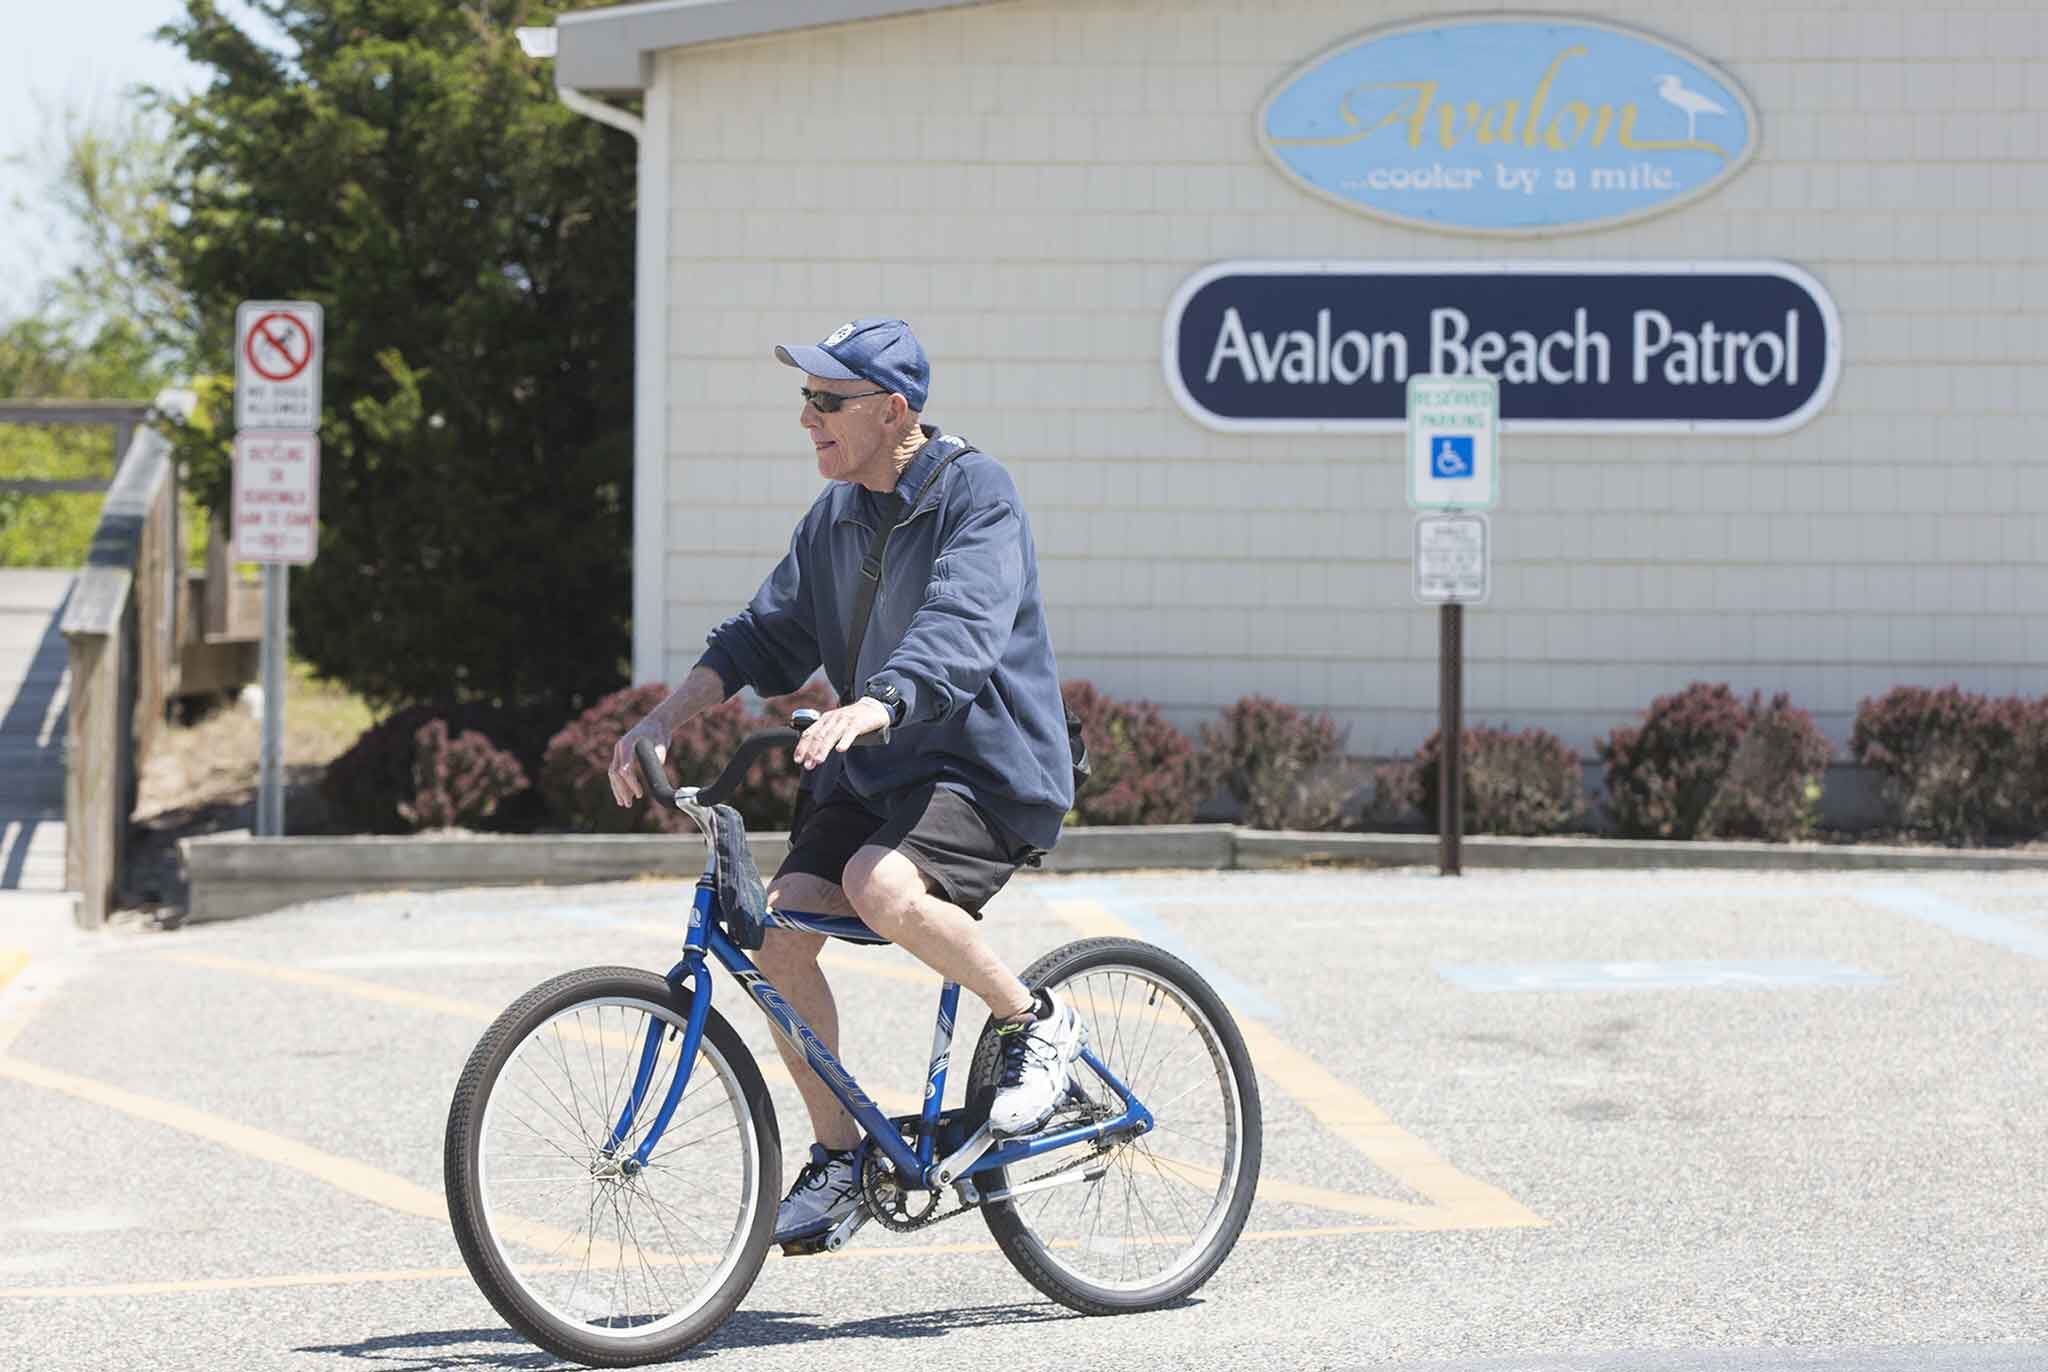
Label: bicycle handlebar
xmin=632 ymin=707 xmax=883 ymax=815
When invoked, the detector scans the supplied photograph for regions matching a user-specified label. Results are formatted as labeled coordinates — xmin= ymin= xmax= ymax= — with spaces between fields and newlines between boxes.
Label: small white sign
xmin=1413 ymin=512 xmax=1488 ymax=605
xmin=235 ymin=300 xmax=323 ymax=431
xmin=233 ymin=432 xmax=320 ymax=564
xmin=1407 ymin=373 xmax=1498 ymax=510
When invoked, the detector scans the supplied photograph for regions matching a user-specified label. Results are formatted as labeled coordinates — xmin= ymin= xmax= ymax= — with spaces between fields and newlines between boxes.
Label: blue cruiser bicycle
xmin=444 ymin=712 xmax=1262 ymax=1367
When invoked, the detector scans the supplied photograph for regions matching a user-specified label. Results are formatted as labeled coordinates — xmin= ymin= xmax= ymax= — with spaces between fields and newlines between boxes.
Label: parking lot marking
xmin=0 ymin=1218 xmax=1422 ymax=1300
xmin=1049 ymin=898 xmax=1546 ymax=1232
xmin=1437 ymin=959 xmax=1886 ymax=993
xmin=0 ymin=948 xmax=27 ymax=994
xmin=156 ymin=951 xmax=919 ymax=1112
xmin=0 ymin=1056 xmax=449 ymax=1220
xmin=1860 ymin=888 xmax=2048 ymax=961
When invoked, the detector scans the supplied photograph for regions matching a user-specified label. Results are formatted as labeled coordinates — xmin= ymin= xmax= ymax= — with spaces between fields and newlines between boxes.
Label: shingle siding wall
xmin=659 ymin=0 xmax=2048 ymax=756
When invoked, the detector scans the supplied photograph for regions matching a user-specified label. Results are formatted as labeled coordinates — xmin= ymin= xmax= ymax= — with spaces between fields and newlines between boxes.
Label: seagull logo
xmin=1656 ymin=74 xmax=1727 ymax=143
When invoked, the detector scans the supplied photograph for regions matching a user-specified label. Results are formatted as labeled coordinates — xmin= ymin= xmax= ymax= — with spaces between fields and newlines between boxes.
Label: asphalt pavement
xmin=2 ymin=865 xmax=2045 ymax=1370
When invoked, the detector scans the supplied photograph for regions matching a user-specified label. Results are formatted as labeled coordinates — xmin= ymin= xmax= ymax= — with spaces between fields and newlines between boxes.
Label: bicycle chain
xmin=860 ymin=1128 xmax=1118 ymax=1234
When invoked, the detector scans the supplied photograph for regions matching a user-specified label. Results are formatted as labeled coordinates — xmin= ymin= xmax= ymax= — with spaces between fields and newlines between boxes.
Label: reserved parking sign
xmin=1407 ymin=374 xmax=1498 ymax=510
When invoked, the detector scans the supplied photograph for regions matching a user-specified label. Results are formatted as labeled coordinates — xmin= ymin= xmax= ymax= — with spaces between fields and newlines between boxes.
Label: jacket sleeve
xmin=863 ymin=499 xmax=1023 ymax=725
xmin=696 ymin=523 xmax=823 ymax=698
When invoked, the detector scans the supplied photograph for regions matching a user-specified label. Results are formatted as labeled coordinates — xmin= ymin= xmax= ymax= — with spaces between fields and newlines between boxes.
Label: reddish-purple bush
xmin=1596 ymin=683 xmax=1752 ymax=839
xmin=1697 ymin=695 xmax=1833 ymax=841
xmin=322 ymin=703 xmax=533 ymax=834
xmin=1599 ymin=684 xmax=1834 ymax=841
xmin=1060 ymin=680 xmax=1199 ymax=826
xmin=1197 ymin=695 xmax=1351 ymax=831
xmin=541 ymin=679 xmax=839 ymax=834
xmin=1412 ymin=726 xmax=1585 ymax=836
xmin=399 ymin=720 xmax=529 ymax=829
xmin=1850 ymin=686 xmax=2042 ymax=843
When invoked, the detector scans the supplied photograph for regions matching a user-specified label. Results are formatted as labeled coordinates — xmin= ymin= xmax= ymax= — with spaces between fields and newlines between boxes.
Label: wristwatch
xmin=863 ymin=681 xmax=906 ymax=728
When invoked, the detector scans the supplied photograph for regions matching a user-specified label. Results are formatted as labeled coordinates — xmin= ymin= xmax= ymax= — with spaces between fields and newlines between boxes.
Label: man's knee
xmin=841 ymin=846 xmax=932 ymax=934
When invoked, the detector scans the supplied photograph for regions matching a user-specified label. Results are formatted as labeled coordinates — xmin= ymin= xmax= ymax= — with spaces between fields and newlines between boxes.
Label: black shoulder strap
xmin=839 ymin=440 xmax=977 ymax=704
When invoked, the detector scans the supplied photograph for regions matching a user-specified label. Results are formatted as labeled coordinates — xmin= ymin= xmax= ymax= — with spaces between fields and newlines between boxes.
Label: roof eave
xmin=555 ymin=0 xmax=992 ymax=93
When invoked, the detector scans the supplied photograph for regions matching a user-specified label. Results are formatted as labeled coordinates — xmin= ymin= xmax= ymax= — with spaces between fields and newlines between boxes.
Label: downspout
xmin=521 ymin=27 xmax=669 ymax=685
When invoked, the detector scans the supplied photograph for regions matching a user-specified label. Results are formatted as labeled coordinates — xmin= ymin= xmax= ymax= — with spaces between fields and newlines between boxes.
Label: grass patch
xmin=136 ymin=659 xmax=378 ymax=825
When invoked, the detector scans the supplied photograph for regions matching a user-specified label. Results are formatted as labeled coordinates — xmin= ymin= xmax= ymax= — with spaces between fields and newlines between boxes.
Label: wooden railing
xmin=47 ymin=395 xmax=190 ymax=924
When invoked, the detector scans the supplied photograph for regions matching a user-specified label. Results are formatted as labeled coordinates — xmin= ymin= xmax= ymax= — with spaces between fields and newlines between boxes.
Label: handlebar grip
xmin=632 ymin=737 xmax=678 ymax=811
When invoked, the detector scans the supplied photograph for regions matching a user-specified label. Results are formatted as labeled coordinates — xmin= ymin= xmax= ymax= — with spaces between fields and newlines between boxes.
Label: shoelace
xmin=792 ymin=1152 xmax=854 ymax=1196
xmin=995 ymin=1018 xmax=1062 ymax=1088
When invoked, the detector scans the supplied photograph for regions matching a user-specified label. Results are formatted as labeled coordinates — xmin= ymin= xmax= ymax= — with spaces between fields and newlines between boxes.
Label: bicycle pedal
xmin=777 ymin=1235 xmax=832 ymax=1258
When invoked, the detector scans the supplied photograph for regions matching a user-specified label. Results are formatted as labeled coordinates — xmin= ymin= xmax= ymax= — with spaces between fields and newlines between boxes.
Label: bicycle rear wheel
xmin=444 ymin=967 xmax=778 ymax=1367
xmin=968 ymin=937 xmax=1262 ymax=1314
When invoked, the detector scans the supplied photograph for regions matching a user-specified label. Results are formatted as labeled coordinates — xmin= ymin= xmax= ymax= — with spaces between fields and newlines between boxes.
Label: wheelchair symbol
xmin=1431 ymin=436 xmax=1474 ymax=479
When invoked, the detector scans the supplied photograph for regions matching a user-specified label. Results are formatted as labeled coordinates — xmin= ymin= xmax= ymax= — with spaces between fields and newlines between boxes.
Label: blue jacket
xmin=697 ymin=428 xmax=1073 ymax=851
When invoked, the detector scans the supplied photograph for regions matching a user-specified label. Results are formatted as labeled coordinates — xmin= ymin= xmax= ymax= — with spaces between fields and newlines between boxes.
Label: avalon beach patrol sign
xmin=1162 ymin=260 xmax=1841 ymax=435
xmin=1259 ymin=16 xmax=1759 ymax=235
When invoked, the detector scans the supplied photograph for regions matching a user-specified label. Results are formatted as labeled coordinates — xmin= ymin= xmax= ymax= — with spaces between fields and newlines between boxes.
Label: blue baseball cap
xmin=774 ymin=317 xmax=930 ymax=412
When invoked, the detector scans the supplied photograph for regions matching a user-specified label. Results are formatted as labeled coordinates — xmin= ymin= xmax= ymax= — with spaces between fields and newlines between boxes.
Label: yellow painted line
xmin=1048 ymin=898 xmax=1547 ymax=1232
xmin=158 ymin=951 xmax=920 ymax=1114
xmin=0 ymin=1055 xmax=449 ymax=1221
xmin=0 ymin=1055 xmax=697 ymax=1272
xmin=0 ymin=1218 xmax=1423 ymax=1299
xmin=0 ymin=948 xmax=28 ymax=994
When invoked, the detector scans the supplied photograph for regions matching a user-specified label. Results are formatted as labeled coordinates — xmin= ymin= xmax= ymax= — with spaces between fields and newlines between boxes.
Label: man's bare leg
xmin=757 ymin=873 xmax=862 ymax=1152
xmin=841 ymin=845 xmax=1034 ymax=1020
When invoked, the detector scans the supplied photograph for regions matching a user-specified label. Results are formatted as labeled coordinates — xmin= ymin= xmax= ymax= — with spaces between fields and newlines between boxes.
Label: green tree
xmin=0 ymin=102 xmax=182 ymax=565
xmin=157 ymin=0 xmax=639 ymax=720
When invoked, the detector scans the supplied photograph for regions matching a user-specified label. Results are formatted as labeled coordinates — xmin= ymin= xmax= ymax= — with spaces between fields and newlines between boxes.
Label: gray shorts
xmin=775 ymin=781 xmax=1041 ymax=916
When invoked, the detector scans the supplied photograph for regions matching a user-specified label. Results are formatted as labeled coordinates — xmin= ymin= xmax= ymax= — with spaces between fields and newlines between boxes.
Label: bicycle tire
xmin=968 ymin=937 xmax=1262 ymax=1314
xmin=444 ymin=966 xmax=779 ymax=1367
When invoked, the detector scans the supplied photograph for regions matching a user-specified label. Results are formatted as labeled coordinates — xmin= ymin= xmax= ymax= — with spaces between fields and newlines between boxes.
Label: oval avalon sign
xmin=1259 ymin=15 xmax=1759 ymax=235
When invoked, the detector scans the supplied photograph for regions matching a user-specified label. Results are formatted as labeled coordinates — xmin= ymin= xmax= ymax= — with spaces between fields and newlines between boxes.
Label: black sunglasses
xmin=799 ymin=386 xmax=889 ymax=414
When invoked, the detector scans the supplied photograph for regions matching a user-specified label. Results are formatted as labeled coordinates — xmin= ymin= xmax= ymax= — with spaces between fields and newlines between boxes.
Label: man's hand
xmin=792 ymin=697 xmax=891 ymax=770
xmin=608 ymin=723 xmax=668 ymax=806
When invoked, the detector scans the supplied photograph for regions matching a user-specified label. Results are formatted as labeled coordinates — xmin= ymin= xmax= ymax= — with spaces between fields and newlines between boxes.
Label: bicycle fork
xmin=603 ymin=960 xmax=713 ymax=1173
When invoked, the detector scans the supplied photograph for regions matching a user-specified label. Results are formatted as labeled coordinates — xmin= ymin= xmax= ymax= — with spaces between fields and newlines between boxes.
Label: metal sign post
xmin=1407 ymin=376 xmax=1499 ymax=877
xmin=234 ymin=301 xmax=324 ymax=838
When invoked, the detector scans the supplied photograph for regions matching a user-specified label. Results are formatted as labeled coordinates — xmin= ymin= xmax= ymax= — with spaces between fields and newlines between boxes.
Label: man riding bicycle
xmin=608 ymin=317 xmax=1079 ymax=1247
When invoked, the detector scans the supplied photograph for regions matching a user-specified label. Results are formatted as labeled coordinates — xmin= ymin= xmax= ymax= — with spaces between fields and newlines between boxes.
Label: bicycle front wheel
xmin=968 ymin=937 xmax=1262 ymax=1314
xmin=444 ymin=967 xmax=779 ymax=1367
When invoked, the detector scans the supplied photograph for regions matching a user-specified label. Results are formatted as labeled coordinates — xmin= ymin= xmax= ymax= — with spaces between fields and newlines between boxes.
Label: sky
xmin=0 ymin=1 xmax=267 ymax=319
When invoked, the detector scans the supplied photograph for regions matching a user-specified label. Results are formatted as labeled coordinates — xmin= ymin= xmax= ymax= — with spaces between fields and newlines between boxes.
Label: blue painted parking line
xmin=1437 ymin=960 xmax=1887 ymax=993
xmin=1860 ymin=888 xmax=2048 ymax=961
xmin=1047 ymin=879 xmax=1282 ymax=1019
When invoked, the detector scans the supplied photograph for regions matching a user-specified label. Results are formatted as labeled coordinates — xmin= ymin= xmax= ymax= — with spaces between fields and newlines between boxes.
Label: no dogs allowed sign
xmin=235 ymin=300 xmax=323 ymax=430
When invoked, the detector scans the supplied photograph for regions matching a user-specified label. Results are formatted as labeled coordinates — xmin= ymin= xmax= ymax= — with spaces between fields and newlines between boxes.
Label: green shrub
xmin=1412 ymin=726 xmax=1586 ymax=836
xmin=1197 ymin=695 xmax=1351 ymax=831
xmin=1060 ymin=680 xmax=1199 ymax=825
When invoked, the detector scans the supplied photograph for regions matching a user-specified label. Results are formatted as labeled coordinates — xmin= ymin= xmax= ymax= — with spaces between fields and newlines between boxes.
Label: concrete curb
xmin=176 ymin=823 xmax=2048 ymax=924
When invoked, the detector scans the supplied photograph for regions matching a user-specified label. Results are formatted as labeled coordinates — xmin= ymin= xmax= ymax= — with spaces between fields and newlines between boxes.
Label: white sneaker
xmin=988 ymin=988 xmax=1086 ymax=1136
xmin=774 ymin=1143 xmax=862 ymax=1242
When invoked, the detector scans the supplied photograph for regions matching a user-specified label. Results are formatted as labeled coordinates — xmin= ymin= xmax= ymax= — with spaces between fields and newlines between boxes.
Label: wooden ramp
xmin=0 ymin=570 xmax=73 ymax=895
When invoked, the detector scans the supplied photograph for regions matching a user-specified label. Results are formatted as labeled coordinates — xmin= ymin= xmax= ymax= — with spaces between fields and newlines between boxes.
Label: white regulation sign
xmin=1413 ymin=512 xmax=1488 ymax=605
xmin=235 ymin=300 xmax=323 ymax=431
xmin=233 ymin=432 xmax=320 ymax=564
xmin=1407 ymin=373 xmax=1498 ymax=510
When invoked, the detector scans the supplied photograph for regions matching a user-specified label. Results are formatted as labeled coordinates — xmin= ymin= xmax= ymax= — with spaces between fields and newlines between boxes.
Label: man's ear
xmin=887 ymin=394 xmax=911 ymax=426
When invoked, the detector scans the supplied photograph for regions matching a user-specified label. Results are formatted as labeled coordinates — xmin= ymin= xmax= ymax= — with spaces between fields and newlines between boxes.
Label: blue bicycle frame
xmin=604 ymin=872 xmax=1154 ymax=1189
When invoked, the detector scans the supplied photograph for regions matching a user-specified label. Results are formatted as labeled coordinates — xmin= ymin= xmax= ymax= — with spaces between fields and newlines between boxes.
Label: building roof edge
xmin=555 ymin=0 xmax=992 ymax=91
